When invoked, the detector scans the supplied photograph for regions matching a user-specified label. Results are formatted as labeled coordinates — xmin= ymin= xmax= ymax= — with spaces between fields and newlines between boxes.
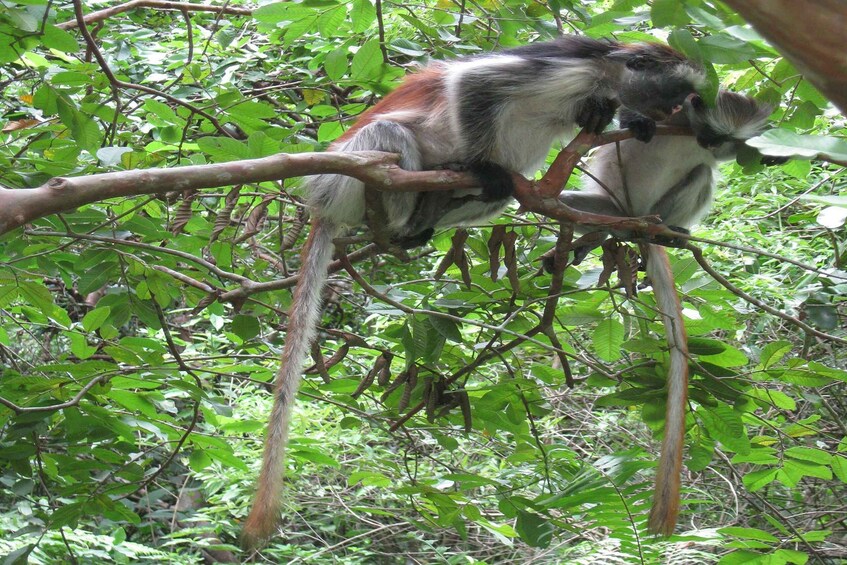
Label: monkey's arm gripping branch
xmin=510 ymin=125 xmax=694 ymax=237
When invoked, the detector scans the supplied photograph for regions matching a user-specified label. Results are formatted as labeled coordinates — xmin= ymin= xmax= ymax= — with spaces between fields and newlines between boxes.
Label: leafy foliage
xmin=0 ymin=0 xmax=845 ymax=563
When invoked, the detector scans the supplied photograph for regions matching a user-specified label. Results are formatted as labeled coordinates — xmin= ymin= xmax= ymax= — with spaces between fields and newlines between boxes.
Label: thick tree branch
xmin=722 ymin=0 xmax=847 ymax=114
xmin=0 ymin=126 xmax=689 ymax=237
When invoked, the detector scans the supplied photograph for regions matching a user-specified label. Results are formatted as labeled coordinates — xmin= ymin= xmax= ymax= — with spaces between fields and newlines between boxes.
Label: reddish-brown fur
xmin=335 ymin=68 xmax=446 ymax=143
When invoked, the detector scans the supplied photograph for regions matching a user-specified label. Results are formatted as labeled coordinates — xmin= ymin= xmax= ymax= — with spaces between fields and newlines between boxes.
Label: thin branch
xmin=0 ymin=375 xmax=106 ymax=414
xmin=687 ymin=244 xmax=847 ymax=345
xmin=58 ymin=0 xmax=252 ymax=30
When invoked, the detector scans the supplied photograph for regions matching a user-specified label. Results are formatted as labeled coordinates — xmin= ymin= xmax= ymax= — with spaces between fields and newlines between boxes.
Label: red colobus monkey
xmin=242 ymin=36 xmax=704 ymax=545
xmin=560 ymin=90 xmax=777 ymax=534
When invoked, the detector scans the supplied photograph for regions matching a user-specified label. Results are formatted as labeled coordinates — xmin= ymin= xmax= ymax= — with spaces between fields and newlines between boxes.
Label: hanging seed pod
xmin=171 ymin=190 xmax=198 ymax=235
xmin=487 ymin=225 xmax=506 ymax=280
xmin=351 ymin=368 xmax=375 ymax=399
xmin=457 ymin=390 xmax=472 ymax=432
xmin=398 ymin=366 xmax=417 ymax=412
xmin=376 ymin=353 xmax=392 ymax=386
xmin=380 ymin=369 xmax=409 ymax=402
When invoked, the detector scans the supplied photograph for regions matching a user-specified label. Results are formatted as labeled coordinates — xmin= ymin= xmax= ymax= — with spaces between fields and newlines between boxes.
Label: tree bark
xmin=723 ymin=0 xmax=847 ymax=114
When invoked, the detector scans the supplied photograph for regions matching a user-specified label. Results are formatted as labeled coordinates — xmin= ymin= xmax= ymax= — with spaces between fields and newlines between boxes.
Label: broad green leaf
xmin=783 ymin=459 xmax=832 ymax=481
xmin=19 ymin=281 xmax=54 ymax=315
xmin=747 ymin=388 xmax=796 ymax=411
xmin=253 ymin=2 xmax=304 ymax=23
xmin=747 ymin=129 xmax=847 ymax=162
xmin=351 ymin=39 xmax=383 ymax=81
xmin=207 ymin=447 xmax=249 ymax=471
xmin=232 ymin=314 xmax=261 ymax=341
xmin=429 ymin=316 xmax=463 ymax=343
xmin=757 ymin=340 xmax=792 ymax=369
xmin=350 ymin=0 xmax=377 ymax=33
xmin=831 ymin=456 xmax=847 ymax=483
xmin=651 ymin=0 xmax=689 ymax=27
xmin=718 ymin=526 xmax=779 ymax=543
xmin=592 ymin=318 xmax=624 ymax=362
xmin=698 ymin=34 xmax=757 ymax=64
xmin=41 ymin=25 xmax=79 ymax=52
xmin=742 ymin=468 xmax=777 ymax=492
xmin=325 ymin=48 xmax=349 ymax=81
xmin=785 ymin=447 xmax=832 ymax=465
xmin=67 ymin=332 xmax=97 ymax=360
xmin=515 ymin=510 xmax=554 ymax=548
xmin=318 ymin=5 xmax=347 ymax=38
xmin=291 ymin=447 xmax=340 ymax=468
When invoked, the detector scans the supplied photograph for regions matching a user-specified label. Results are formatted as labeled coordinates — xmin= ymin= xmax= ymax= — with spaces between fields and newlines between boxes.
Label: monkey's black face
xmin=685 ymin=95 xmax=726 ymax=148
xmin=618 ymin=66 xmax=702 ymax=121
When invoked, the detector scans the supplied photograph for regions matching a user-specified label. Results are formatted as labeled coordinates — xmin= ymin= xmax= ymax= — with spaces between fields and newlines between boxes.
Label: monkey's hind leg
xmin=318 ymin=119 xmax=423 ymax=233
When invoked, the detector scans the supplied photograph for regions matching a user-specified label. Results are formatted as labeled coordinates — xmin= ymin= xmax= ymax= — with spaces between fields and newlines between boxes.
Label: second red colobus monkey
xmin=559 ymin=90 xmax=778 ymax=534
xmin=561 ymin=90 xmax=774 ymax=230
xmin=242 ymin=36 xmax=704 ymax=545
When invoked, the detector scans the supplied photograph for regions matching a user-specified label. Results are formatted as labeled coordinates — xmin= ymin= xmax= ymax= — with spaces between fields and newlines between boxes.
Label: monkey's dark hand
xmin=760 ymin=155 xmax=790 ymax=166
xmin=469 ymin=161 xmax=515 ymax=201
xmin=622 ymin=114 xmax=657 ymax=143
xmin=394 ymin=228 xmax=435 ymax=249
xmin=576 ymin=96 xmax=619 ymax=134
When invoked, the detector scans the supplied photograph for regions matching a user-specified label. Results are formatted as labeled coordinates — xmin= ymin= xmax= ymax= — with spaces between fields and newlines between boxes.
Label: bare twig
xmin=59 ymin=1 xmax=252 ymax=29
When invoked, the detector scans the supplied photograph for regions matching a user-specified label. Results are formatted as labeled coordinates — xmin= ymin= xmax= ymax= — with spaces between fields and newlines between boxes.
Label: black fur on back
xmin=504 ymin=36 xmax=618 ymax=60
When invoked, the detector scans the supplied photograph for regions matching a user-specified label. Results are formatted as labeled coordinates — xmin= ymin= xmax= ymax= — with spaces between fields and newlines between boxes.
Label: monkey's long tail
xmin=645 ymin=244 xmax=689 ymax=536
xmin=242 ymin=218 xmax=337 ymax=548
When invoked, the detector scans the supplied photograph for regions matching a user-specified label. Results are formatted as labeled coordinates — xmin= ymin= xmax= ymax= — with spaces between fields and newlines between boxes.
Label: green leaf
xmin=651 ymin=0 xmax=690 ymax=27
xmin=742 ymin=468 xmax=777 ymax=492
xmin=325 ymin=48 xmax=349 ymax=81
xmin=41 ymin=25 xmax=80 ymax=52
xmin=668 ymin=29 xmax=701 ymax=61
xmin=785 ymin=447 xmax=832 ymax=465
xmin=515 ymin=510 xmax=554 ymax=548
xmin=718 ymin=526 xmax=779 ymax=543
xmin=144 ymin=99 xmax=182 ymax=124
xmin=19 ymin=282 xmax=54 ymax=315
xmin=1 ymin=544 xmax=35 ymax=564
xmin=747 ymin=388 xmax=796 ymax=411
xmin=291 ymin=447 xmax=341 ymax=468
xmin=350 ymin=0 xmax=377 ymax=33
xmin=67 ymin=332 xmax=98 ymax=360
xmin=253 ymin=2 xmax=300 ymax=23
xmin=592 ymin=318 xmax=624 ymax=362
xmin=351 ymin=39 xmax=383 ymax=80
xmin=747 ymin=129 xmax=847 ymax=162
xmin=784 ymin=459 xmax=832 ymax=481
xmin=698 ymin=34 xmax=757 ymax=64
xmin=758 ymin=340 xmax=792 ymax=369
xmin=207 ymin=447 xmax=249 ymax=471
xmin=831 ymin=456 xmax=847 ymax=483
xmin=318 ymin=5 xmax=347 ymax=37
xmin=429 ymin=316 xmax=463 ymax=343
xmin=232 ymin=314 xmax=262 ymax=341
